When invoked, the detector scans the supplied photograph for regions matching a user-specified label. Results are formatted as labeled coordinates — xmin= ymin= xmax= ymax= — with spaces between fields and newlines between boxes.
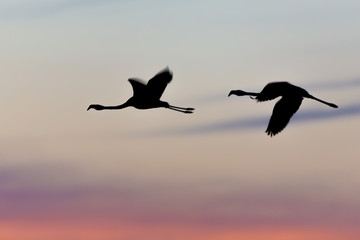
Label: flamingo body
xmin=229 ymin=82 xmax=338 ymax=136
xmin=87 ymin=68 xmax=194 ymax=114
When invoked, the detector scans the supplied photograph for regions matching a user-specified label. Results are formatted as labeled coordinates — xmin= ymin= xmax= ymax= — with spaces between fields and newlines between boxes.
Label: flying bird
xmin=87 ymin=68 xmax=194 ymax=114
xmin=228 ymin=82 xmax=338 ymax=136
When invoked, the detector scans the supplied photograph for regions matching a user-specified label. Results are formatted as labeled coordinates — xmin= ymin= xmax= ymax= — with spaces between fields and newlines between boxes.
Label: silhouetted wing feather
xmin=147 ymin=68 xmax=173 ymax=100
xmin=266 ymin=96 xmax=303 ymax=136
xmin=128 ymin=79 xmax=147 ymax=97
xmin=256 ymin=82 xmax=291 ymax=102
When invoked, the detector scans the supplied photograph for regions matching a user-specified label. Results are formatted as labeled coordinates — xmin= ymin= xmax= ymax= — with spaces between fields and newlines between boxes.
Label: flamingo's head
xmin=228 ymin=90 xmax=247 ymax=97
xmin=87 ymin=104 xmax=105 ymax=111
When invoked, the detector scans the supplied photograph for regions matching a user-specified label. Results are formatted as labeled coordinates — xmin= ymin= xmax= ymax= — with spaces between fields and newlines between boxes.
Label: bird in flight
xmin=228 ymin=82 xmax=338 ymax=136
xmin=87 ymin=68 xmax=194 ymax=114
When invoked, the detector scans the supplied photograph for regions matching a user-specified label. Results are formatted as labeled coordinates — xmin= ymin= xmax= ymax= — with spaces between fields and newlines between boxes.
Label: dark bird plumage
xmin=87 ymin=68 xmax=194 ymax=114
xmin=228 ymin=82 xmax=338 ymax=136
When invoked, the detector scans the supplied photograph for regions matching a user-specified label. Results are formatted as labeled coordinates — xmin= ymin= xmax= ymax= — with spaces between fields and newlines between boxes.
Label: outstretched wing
xmin=128 ymin=78 xmax=147 ymax=97
xmin=266 ymin=96 xmax=303 ymax=136
xmin=146 ymin=68 xmax=173 ymax=100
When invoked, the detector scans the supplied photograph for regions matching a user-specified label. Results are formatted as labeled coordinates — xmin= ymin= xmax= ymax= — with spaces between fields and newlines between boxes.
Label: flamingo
xmin=87 ymin=68 xmax=194 ymax=114
xmin=228 ymin=82 xmax=338 ymax=136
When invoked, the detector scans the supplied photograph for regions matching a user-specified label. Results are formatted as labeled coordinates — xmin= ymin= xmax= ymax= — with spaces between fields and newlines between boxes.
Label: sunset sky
xmin=1 ymin=0 xmax=360 ymax=239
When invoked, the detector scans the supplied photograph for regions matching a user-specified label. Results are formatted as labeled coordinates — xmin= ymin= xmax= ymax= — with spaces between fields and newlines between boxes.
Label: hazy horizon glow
xmin=1 ymin=0 xmax=360 ymax=239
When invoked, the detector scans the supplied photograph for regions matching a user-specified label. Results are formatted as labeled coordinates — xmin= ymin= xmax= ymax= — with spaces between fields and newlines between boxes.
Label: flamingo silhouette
xmin=87 ymin=68 xmax=194 ymax=114
xmin=228 ymin=82 xmax=338 ymax=136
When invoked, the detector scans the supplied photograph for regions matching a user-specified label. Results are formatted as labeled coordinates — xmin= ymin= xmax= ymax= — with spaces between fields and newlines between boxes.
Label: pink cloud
xmin=0 ymin=164 xmax=359 ymax=239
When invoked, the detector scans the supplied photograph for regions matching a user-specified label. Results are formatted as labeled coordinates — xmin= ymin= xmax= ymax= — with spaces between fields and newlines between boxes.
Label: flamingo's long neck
xmin=244 ymin=91 xmax=258 ymax=96
xmin=88 ymin=99 xmax=132 ymax=111
xmin=102 ymin=103 xmax=129 ymax=110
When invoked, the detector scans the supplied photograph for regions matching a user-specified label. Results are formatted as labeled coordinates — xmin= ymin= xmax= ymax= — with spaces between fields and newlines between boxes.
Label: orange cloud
xmin=0 ymin=220 xmax=359 ymax=240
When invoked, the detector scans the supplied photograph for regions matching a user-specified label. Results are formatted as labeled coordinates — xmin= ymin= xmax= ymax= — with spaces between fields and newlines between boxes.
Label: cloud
xmin=303 ymin=78 xmax=360 ymax=91
xmin=0 ymin=0 xmax=124 ymax=20
xmin=1 ymin=163 xmax=360 ymax=229
xmin=0 ymin=164 xmax=146 ymax=221
xmin=292 ymin=102 xmax=360 ymax=122
xmin=154 ymin=102 xmax=360 ymax=136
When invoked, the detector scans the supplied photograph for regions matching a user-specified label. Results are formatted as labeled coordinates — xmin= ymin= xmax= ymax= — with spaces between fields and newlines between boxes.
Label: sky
xmin=1 ymin=0 xmax=360 ymax=239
